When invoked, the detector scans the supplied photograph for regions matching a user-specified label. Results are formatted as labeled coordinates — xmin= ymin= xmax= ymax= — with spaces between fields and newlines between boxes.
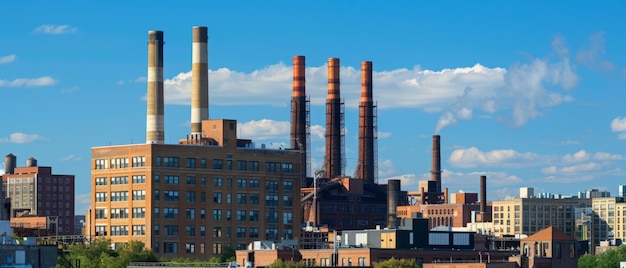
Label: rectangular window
xmin=154 ymin=208 xmax=159 ymax=218
xmin=96 ymin=225 xmax=107 ymax=236
xmin=201 ymin=226 xmax=206 ymax=237
xmin=284 ymin=212 xmax=293 ymax=224
xmin=237 ymin=178 xmax=246 ymax=188
xmin=110 ymin=191 xmax=128 ymax=202
xmin=163 ymin=208 xmax=179 ymax=219
xmin=132 ymin=175 xmax=146 ymax=184
xmin=95 ymin=159 xmax=107 ymax=169
xmin=249 ymin=210 xmax=259 ymax=222
xmin=186 ymin=176 xmax=196 ymax=185
xmin=201 ymin=158 xmax=206 ymax=168
xmin=283 ymin=181 xmax=293 ymax=191
xmin=155 ymin=157 xmax=161 ymax=167
xmin=213 ymin=226 xmax=222 ymax=237
xmin=266 ymin=181 xmax=278 ymax=191
xmin=154 ymin=190 xmax=160 ymax=201
xmin=213 ymin=209 xmax=222 ymax=220
xmin=282 ymin=163 xmax=293 ymax=173
xmin=250 ymin=194 xmax=259 ymax=205
xmin=249 ymin=161 xmax=259 ymax=171
xmin=111 ymin=208 xmax=129 ymax=219
xmin=111 ymin=176 xmax=129 ymax=185
xmin=226 ymin=160 xmax=232 ymax=170
xmin=283 ymin=195 xmax=293 ymax=207
xmin=186 ymin=191 xmax=196 ymax=202
xmin=213 ymin=159 xmax=223 ymax=169
xmin=132 ymin=190 xmax=146 ymax=201
xmin=110 ymin=225 xmax=129 ymax=236
xmin=237 ymin=193 xmax=246 ymax=204
xmin=95 ymin=208 xmax=108 ymax=219
xmin=132 ymin=207 xmax=145 ymax=218
xmin=237 ymin=210 xmax=246 ymax=221
xmin=186 ymin=243 xmax=195 ymax=254
xmin=132 ymin=156 xmax=146 ymax=167
xmin=213 ymin=192 xmax=222 ymax=204
xmin=163 ymin=157 xmax=179 ymax=168
xmin=95 ymin=177 xmax=107 ymax=185
xmin=154 ymin=175 xmax=160 ymax=184
xmin=186 ymin=225 xmax=195 ymax=236
xmin=164 ymin=191 xmax=179 ymax=201
xmin=164 ymin=225 xmax=179 ymax=236
xmin=266 ymin=194 xmax=278 ymax=206
xmin=249 ymin=179 xmax=259 ymax=188
xmin=236 ymin=227 xmax=246 ymax=238
xmin=213 ymin=177 xmax=223 ymax=187
xmin=213 ymin=243 xmax=222 ymax=255
xmin=132 ymin=225 xmax=146 ymax=235
xmin=237 ymin=160 xmax=247 ymax=171
xmin=265 ymin=162 xmax=281 ymax=172
xmin=164 ymin=242 xmax=177 ymax=253
xmin=200 ymin=209 xmax=206 ymax=219
xmin=249 ymin=227 xmax=259 ymax=238
xmin=164 ymin=175 xmax=179 ymax=184
xmin=186 ymin=208 xmax=195 ymax=219
xmin=186 ymin=158 xmax=196 ymax=168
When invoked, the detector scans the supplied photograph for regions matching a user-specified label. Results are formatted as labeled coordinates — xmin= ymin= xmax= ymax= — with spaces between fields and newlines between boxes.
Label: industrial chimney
xmin=146 ymin=30 xmax=165 ymax=144
xmin=191 ymin=26 xmax=209 ymax=138
xmin=430 ymin=135 xmax=442 ymax=193
xmin=4 ymin=153 xmax=16 ymax=175
xmin=480 ymin=175 xmax=487 ymax=221
xmin=356 ymin=61 xmax=375 ymax=184
xmin=387 ymin=179 xmax=401 ymax=229
xmin=290 ymin=55 xmax=309 ymax=180
xmin=324 ymin=58 xmax=343 ymax=179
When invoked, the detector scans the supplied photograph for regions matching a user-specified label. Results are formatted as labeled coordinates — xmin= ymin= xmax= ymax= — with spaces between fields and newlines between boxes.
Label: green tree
xmin=578 ymin=246 xmax=626 ymax=268
xmin=221 ymin=246 xmax=237 ymax=262
xmin=373 ymin=257 xmax=420 ymax=268
xmin=266 ymin=259 xmax=308 ymax=268
xmin=56 ymin=238 xmax=156 ymax=268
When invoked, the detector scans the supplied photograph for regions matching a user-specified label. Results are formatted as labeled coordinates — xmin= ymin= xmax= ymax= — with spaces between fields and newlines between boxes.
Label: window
xmin=96 ymin=225 xmax=107 ymax=236
xmin=249 ymin=179 xmax=259 ymax=188
xmin=186 ymin=191 xmax=196 ymax=202
xmin=95 ymin=192 xmax=107 ymax=202
xmin=200 ymin=209 xmax=206 ymax=219
xmin=111 ymin=225 xmax=128 ymax=236
xmin=186 ymin=208 xmax=195 ymax=219
xmin=201 ymin=192 xmax=206 ymax=202
xmin=164 ymin=242 xmax=177 ymax=253
xmin=237 ymin=178 xmax=246 ymax=188
xmin=186 ymin=225 xmax=195 ymax=236
xmin=201 ymin=159 xmax=206 ymax=168
xmin=265 ymin=162 xmax=281 ymax=172
xmin=283 ymin=181 xmax=293 ymax=191
xmin=213 ymin=243 xmax=222 ymax=254
xmin=132 ymin=156 xmax=146 ymax=167
xmin=156 ymin=157 xmax=161 ymax=167
xmin=132 ymin=175 xmax=146 ymax=184
xmin=284 ymin=212 xmax=293 ymax=224
xmin=132 ymin=225 xmax=145 ymax=235
xmin=237 ymin=160 xmax=247 ymax=170
xmin=266 ymin=228 xmax=278 ymax=240
xmin=186 ymin=176 xmax=196 ymax=185
xmin=164 ymin=225 xmax=179 ymax=236
xmin=154 ymin=208 xmax=159 ymax=218
xmin=266 ymin=209 xmax=278 ymax=223
xmin=186 ymin=158 xmax=196 ymax=168
xmin=164 ymin=175 xmax=179 ymax=184
xmin=282 ymin=163 xmax=293 ymax=173
xmin=154 ymin=225 xmax=159 ymax=235
xmin=163 ymin=157 xmax=179 ymax=168
xmin=110 ymin=158 xmax=129 ymax=169
xmin=250 ymin=194 xmax=259 ymax=205
xmin=213 ymin=209 xmax=222 ymax=220
xmin=185 ymin=243 xmax=195 ymax=254
xmin=213 ymin=226 xmax=222 ymax=237
xmin=237 ymin=193 xmax=246 ymax=204
xmin=201 ymin=226 xmax=206 ymax=237
xmin=111 ymin=191 xmax=128 ymax=202
xmin=249 ymin=210 xmax=259 ymax=222
xmin=283 ymin=195 xmax=293 ymax=207
xmin=266 ymin=194 xmax=278 ymax=206
xmin=164 ymin=208 xmax=179 ymax=219
xmin=132 ymin=190 xmax=146 ymax=201
xmin=164 ymin=191 xmax=179 ymax=201
xmin=154 ymin=175 xmax=160 ymax=183
xmin=236 ymin=227 xmax=246 ymax=238
xmin=154 ymin=190 xmax=160 ymax=201
xmin=237 ymin=210 xmax=246 ymax=221
xmin=132 ymin=207 xmax=145 ymax=218
xmin=213 ymin=192 xmax=222 ymax=204
xmin=247 ymin=227 xmax=259 ymax=238
xmin=226 ymin=160 xmax=232 ymax=170
xmin=227 ymin=193 xmax=232 ymax=204
xmin=111 ymin=176 xmax=128 ymax=185
xmin=213 ymin=159 xmax=223 ymax=169
xmin=111 ymin=208 xmax=129 ymax=219
xmin=95 ymin=159 xmax=107 ymax=169
xmin=95 ymin=208 xmax=108 ymax=219
xmin=249 ymin=161 xmax=259 ymax=171
xmin=213 ymin=177 xmax=223 ymax=187
xmin=95 ymin=177 xmax=107 ymax=185
xmin=266 ymin=180 xmax=278 ymax=191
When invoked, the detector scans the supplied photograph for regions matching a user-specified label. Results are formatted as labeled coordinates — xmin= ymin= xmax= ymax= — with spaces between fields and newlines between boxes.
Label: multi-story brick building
xmin=90 ymin=119 xmax=302 ymax=259
xmin=490 ymin=197 xmax=590 ymax=238
xmin=590 ymin=197 xmax=626 ymax=247
xmin=1 ymin=154 xmax=75 ymax=235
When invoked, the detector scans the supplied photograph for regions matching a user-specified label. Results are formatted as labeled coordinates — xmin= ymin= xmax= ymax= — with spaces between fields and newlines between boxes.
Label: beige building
xmin=590 ymin=197 xmax=626 ymax=247
xmin=491 ymin=198 xmax=590 ymax=238
xmin=90 ymin=119 xmax=302 ymax=260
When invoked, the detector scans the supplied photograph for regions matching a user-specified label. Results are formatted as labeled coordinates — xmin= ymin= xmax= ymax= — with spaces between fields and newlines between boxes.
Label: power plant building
xmin=90 ymin=27 xmax=302 ymax=259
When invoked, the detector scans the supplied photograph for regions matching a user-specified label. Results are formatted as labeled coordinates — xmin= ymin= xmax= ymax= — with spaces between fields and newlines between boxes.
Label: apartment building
xmin=91 ymin=119 xmax=302 ymax=260
xmin=491 ymin=198 xmax=590 ymax=238
xmin=590 ymin=197 xmax=626 ymax=247
xmin=1 ymin=155 xmax=75 ymax=235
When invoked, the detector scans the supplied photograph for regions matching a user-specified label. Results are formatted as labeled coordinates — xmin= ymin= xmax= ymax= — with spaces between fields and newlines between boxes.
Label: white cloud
xmin=449 ymin=147 xmax=543 ymax=168
xmin=0 ymin=76 xmax=58 ymax=87
xmin=0 ymin=132 xmax=45 ymax=144
xmin=238 ymin=119 xmax=290 ymax=141
xmin=33 ymin=24 xmax=77 ymax=34
xmin=0 ymin=54 xmax=16 ymax=64
xmin=60 ymin=154 xmax=81 ymax=161
xmin=377 ymin=159 xmax=396 ymax=178
xmin=576 ymin=31 xmax=613 ymax=71
xmin=611 ymin=117 xmax=626 ymax=131
xmin=562 ymin=150 xmax=590 ymax=162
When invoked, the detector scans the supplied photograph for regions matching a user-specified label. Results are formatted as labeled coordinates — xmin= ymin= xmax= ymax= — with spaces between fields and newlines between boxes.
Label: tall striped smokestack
xmin=430 ymin=135 xmax=441 ymax=193
xmin=290 ymin=56 xmax=307 ymax=179
xmin=146 ymin=30 xmax=165 ymax=144
xmin=357 ymin=61 xmax=375 ymax=184
xmin=325 ymin=58 xmax=342 ymax=179
xmin=191 ymin=26 xmax=209 ymax=137
xmin=387 ymin=179 xmax=401 ymax=229
xmin=480 ymin=175 xmax=487 ymax=218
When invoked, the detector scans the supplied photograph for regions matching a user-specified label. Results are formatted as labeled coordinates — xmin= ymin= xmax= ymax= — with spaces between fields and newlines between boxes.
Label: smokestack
xmin=325 ymin=58 xmax=342 ymax=179
xmin=146 ymin=30 xmax=165 ymax=144
xmin=430 ymin=135 xmax=442 ymax=193
xmin=480 ymin=175 xmax=487 ymax=217
xmin=4 ymin=153 xmax=16 ymax=175
xmin=387 ymin=179 xmax=401 ymax=229
xmin=357 ymin=61 xmax=375 ymax=184
xmin=291 ymin=56 xmax=308 ymax=179
xmin=191 ymin=26 xmax=209 ymax=137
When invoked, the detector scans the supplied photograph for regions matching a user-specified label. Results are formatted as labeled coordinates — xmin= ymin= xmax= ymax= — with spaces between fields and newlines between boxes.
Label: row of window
xmin=95 ymin=157 xmax=294 ymax=173
xmin=96 ymin=176 xmax=146 ymax=185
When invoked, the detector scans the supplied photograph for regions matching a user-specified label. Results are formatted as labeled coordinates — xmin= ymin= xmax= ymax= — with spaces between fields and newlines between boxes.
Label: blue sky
xmin=2 ymin=1 xmax=626 ymax=215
